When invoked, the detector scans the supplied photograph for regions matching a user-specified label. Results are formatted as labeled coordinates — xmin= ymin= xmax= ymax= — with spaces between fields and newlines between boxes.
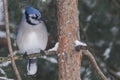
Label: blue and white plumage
xmin=16 ymin=7 xmax=48 ymax=75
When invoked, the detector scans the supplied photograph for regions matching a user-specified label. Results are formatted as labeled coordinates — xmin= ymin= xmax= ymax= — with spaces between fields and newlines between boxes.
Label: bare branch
xmin=0 ymin=51 xmax=56 ymax=62
xmin=82 ymin=50 xmax=108 ymax=80
xmin=3 ymin=0 xmax=22 ymax=80
xmin=74 ymin=40 xmax=107 ymax=80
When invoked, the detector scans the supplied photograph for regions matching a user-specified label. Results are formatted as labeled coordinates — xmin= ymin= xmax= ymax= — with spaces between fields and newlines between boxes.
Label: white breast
xmin=23 ymin=32 xmax=40 ymax=53
xmin=16 ymin=21 xmax=48 ymax=54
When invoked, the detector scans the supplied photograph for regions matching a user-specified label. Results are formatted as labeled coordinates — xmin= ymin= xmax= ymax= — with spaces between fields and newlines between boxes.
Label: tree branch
xmin=3 ymin=0 xmax=22 ymax=80
xmin=82 ymin=50 xmax=108 ymax=80
xmin=74 ymin=40 xmax=107 ymax=80
xmin=0 ymin=51 xmax=56 ymax=62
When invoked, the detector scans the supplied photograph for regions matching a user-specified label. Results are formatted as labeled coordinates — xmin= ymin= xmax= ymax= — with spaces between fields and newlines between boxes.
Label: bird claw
xmin=23 ymin=52 xmax=29 ymax=59
xmin=40 ymin=50 xmax=45 ymax=56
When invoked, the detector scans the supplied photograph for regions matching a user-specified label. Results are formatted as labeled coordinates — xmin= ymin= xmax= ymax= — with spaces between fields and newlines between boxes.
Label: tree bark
xmin=57 ymin=0 xmax=82 ymax=80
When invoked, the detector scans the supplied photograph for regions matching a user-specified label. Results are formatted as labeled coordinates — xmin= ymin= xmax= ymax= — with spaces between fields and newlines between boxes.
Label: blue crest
xmin=25 ymin=6 xmax=41 ymax=17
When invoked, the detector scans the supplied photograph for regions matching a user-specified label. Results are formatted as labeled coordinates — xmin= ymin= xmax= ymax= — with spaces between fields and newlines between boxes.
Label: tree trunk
xmin=57 ymin=0 xmax=82 ymax=80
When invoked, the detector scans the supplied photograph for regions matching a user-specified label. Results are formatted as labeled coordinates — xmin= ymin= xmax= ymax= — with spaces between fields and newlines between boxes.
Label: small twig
xmin=82 ymin=50 xmax=108 ymax=80
xmin=3 ymin=0 xmax=22 ymax=80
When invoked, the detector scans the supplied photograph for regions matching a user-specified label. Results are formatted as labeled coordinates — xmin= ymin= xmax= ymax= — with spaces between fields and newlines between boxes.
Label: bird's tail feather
xmin=27 ymin=57 xmax=37 ymax=75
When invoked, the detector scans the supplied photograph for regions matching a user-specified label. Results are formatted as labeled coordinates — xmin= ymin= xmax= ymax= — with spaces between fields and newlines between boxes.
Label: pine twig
xmin=3 ymin=0 xmax=22 ymax=80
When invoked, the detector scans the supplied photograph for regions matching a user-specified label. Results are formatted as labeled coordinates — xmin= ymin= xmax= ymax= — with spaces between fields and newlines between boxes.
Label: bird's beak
xmin=38 ymin=17 xmax=46 ymax=22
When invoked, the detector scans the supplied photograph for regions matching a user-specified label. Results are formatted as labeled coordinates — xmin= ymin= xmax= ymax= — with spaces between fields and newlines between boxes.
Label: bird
xmin=16 ymin=6 xmax=48 ymax=75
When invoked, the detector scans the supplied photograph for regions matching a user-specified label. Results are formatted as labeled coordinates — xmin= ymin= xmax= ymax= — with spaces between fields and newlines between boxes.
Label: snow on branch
xmin=48 ymin=42 xmax=59 ymax=51
xmin=74 ymin=40 xmax=87 ymax=51
xmin=74 ymin=40 xmax=87 ymax=47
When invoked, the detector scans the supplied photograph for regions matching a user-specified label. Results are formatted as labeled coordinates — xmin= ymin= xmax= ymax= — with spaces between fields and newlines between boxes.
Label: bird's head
xmin=25 ymin=6 xmax=42 ymax=25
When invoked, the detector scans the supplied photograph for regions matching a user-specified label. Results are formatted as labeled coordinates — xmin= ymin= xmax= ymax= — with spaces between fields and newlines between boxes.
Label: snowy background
xmin=0 ymin=0 xmax=120 ymax=80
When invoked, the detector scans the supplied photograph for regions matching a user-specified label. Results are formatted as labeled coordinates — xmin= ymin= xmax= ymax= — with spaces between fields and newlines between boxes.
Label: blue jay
xmin=16 ymin=7 xmax=48 ymax=75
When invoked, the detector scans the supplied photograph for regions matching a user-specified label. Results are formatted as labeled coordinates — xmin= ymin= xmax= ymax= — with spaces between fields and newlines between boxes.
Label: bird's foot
xmin=40 ymin=50 xmax=45 ymax=56
xmin=23 ymin=52 xmax=29 ymax=59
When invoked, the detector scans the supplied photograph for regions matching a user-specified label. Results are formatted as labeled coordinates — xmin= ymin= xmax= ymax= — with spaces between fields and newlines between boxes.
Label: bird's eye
xmin=28 ymin=14 xmax=36 ymax=19
xmin=31 ymin=16 xmax=36 ymax=19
